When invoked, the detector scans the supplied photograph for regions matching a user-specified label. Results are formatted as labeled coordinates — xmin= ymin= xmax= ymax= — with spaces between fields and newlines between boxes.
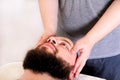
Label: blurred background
xmin=0 ymin=0 xmax=43 ymax=66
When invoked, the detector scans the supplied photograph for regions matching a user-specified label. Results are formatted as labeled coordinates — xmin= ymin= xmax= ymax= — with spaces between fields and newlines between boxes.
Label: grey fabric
xmin=57 ymin=0 xmax=120 ymax=59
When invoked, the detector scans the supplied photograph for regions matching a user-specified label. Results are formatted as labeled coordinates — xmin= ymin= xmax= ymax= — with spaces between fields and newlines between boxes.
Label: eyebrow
xmin=61 ymin=39 xmax=71 ymax=46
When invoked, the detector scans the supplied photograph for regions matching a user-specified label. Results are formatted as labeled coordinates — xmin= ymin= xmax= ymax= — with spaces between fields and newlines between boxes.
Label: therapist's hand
xmin=70 ymin=37 xmax=94 ymax=79
xmin=35 ymin=31 xmax=55 ymax=47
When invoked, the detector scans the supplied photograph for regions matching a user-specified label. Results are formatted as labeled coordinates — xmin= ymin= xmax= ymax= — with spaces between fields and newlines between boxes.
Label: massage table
xmin=0 ymin=62 xmax=105 ymax=80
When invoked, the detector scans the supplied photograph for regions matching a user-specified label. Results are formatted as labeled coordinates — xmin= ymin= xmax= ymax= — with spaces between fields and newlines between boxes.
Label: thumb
xmin=35 ymin=36 xmax=46 ymax=48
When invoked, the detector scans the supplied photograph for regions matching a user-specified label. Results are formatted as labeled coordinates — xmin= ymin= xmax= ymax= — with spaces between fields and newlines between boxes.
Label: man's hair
xmin=23 ymin=48 xmax=73 ymax=80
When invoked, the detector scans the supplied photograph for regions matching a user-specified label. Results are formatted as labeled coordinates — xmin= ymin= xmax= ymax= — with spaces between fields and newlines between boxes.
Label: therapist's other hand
xmin=70 ymin=37 xmax=94 ymax=79
xmin=35 ymin=32 xmax=55 ymax=47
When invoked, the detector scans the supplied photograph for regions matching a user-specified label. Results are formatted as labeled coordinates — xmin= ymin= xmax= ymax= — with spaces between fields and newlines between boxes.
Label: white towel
xmin=0 ymin=62 xmax=105 ymax=80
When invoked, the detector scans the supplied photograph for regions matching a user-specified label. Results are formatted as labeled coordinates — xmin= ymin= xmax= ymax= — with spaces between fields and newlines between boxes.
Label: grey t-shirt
xmin=56 ymin=0 xmax=120 ymax=59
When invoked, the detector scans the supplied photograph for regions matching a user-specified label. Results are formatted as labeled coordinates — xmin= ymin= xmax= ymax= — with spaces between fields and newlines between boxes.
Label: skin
xmin=37 ymin=0 xmax=58 ymax=45
xmin=38 ymin=0 xmax=120 ymax=79
xmin=19 ymin=36 xmax=77 ymax=80
xmin=37 ymin=36 xmax=77 ymax=66
xmin=71 ymin=0 xmax=120 ymax=78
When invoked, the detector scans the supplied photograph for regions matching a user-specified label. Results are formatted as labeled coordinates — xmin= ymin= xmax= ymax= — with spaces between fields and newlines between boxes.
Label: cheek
xmin=57 ymin=48 xmax=75 ymax=65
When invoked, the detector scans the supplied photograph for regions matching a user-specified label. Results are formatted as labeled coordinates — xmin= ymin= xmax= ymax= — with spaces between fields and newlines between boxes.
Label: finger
xmin=73 ymin=52 xmax=85 ymax=73
xmin=34 ymin=37 xmax=47 ymax=48
xmin=35 ymin=35 xmax=49 ymax=46
xmin=69 ymin=70 xmax=75 ymax=80
xmin=73 ymin=56 xmax=82 ymax=73
xmin=35 ymin=34 xmax=56 ymax=48
xmin=74 ymin=60 xmax=86 ymax=78
xmin=35 ymin=39 xmax=44 ymax=47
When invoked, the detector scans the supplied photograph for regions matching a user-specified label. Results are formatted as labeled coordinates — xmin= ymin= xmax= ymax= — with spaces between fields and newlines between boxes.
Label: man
xmin=19 ymin=36 xmax=77 ymax=80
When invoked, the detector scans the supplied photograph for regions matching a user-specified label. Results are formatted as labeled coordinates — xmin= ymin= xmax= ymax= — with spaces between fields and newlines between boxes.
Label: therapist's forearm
xmin=39 ymin=0 xmax=58 ymax=34
xmin=85 ymin=0 xmax=120 ymax=45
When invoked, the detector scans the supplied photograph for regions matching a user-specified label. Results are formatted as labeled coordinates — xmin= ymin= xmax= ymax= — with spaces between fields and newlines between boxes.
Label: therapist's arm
xmin=85 ymin=0 xmax=120 ymax=45
xmin=39 ymin=0 xmax=58 ymax=34
xmin=37 ymin=0 xmax=58 ymax=45
xmin=71 ymin=0 xmax=120 ymax=78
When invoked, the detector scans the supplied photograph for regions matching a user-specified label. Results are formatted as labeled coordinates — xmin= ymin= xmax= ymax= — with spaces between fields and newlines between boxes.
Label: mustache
xmin=36 ymin=42 xmax=58 ymax=55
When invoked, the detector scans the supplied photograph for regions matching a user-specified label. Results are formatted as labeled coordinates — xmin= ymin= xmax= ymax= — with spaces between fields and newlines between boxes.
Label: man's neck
xmin=20 ymin=70 xmax=60 ymax=80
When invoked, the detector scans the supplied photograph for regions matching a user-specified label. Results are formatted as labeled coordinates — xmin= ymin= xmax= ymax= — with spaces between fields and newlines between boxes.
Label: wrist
xmin=44 ymin=29 xmax=56 ymax=35
xmin=83 ymin=35 xmax=96 ymax=47
xmin=42 ymin=30 xmax=56 ymax=39
xmin=44 ymin=26 xmax=57 ymax=35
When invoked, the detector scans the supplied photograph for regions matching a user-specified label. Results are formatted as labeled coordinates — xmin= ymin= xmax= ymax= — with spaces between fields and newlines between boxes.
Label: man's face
xmin=37 ymin=36 xmax=77 ymax=66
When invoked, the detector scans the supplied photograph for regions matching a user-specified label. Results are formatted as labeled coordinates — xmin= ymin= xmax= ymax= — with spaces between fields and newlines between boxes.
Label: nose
xmin=47 ymin=37 xmax=57 ymax=45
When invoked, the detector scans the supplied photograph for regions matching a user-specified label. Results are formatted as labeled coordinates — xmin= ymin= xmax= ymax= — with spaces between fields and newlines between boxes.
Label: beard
xmin=23 ymin=48 xmax=73 ymax=80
